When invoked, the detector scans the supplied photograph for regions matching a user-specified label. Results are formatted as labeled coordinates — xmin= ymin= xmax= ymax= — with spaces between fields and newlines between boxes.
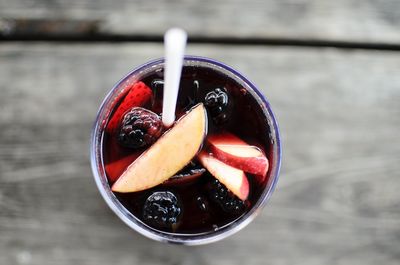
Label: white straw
xmin=162 ymin=28 xmax=187 ymax=127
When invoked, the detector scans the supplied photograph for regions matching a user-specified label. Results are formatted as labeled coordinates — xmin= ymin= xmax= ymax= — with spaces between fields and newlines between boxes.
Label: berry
xmin=204 ymin=88 xmax=230 ymax=124
xmin=117 ymin=107 xmax=163 ymax=149
xmin=106 ymin=82 xmax=153 ymax=133
xmin=208 ymin=179 xmax=246 ymax=214
xmin=143 ymin=191 xmax=181 ymax=228
xmin=172 ymin=161 xmax=206 ymax=179
xmin=164 ymin=161 xmax=206 ymax=186
xmin=182 ymin=80 xmax=201 ymax=111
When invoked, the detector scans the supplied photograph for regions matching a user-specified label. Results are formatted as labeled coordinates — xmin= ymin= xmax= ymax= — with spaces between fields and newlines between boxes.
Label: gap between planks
xmin=1 ymin=34 xmax=400 ymax=52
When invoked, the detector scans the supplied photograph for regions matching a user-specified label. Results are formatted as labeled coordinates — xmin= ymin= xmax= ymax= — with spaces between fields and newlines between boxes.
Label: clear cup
xmin=90 ymin=56 xmax=281 ymax=245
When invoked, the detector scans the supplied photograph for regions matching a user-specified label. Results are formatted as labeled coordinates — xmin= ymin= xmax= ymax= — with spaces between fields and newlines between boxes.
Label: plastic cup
xmin=90 ymin=56 xmax=282 ymax=245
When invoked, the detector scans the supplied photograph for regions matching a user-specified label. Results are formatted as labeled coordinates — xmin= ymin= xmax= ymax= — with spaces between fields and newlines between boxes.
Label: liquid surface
xmin=102 ymin=65 xmax=272 ymax=234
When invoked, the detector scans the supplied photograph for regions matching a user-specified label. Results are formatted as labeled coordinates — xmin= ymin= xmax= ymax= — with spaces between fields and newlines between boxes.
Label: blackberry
xmin=171 ymin=161 xmax=206 ymax=179
xmin=151 ymin=79 xmax=200 ymax=112
xmin=143 ymin=191 xmax=182 ymax=229
xmin=164 ymin=161 xmax=206 ymax=186
xmin=117 ymin=107 xmax=163 ymax=149
xmin=182 ymin=80 xmax=201 ymax=111
xmin=204 ymin=88 xmax=230 ymax=124
xmin=208 ymin=179 xmax=246 ymax=214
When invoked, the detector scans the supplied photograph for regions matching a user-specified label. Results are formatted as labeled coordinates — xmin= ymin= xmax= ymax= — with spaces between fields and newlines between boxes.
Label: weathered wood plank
xmin=0 ymin=43 xmax=399 ymax=265
xmin=1 ymin=0 xmax=400 ymax=43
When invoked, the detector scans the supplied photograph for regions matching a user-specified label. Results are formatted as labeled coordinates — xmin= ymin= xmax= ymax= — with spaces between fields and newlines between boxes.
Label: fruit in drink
xmin=207 ymin=132 xmax=269 ymax=180
xmin=112 ymin=104 xmax=207 ymax=193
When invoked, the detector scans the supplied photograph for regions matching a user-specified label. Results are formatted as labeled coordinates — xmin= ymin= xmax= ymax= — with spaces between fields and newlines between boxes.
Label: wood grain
xmin=0 ymin=43 xmax=399 ymax=265
xmin=1 ymin=0 xmax=400 ymax=43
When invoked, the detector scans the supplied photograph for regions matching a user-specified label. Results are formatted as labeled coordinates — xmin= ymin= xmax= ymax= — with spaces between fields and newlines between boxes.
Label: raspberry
xmin=208 ymin=179 xmax=246 ymax=214
xmin=117 ymin=107 xmax=163 ymax=149
xmin=204 ymin=88 xmax=230 ymax=124
xmin=143 ymin=191 xmax=181 ymax=228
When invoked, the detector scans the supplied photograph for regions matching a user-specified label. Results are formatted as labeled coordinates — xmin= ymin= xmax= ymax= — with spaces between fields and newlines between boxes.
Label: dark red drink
xmin=91 ymin=57 xmax=281 ymax=244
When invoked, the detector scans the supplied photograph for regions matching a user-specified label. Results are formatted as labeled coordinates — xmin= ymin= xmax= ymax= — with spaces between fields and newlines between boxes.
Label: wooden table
xmin=1 ymin=1 xmax=399 ymax=265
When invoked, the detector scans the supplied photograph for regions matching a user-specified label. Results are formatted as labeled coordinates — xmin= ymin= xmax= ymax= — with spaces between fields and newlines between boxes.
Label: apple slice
xmin=112 ymin=103 xmax=207 ymax=193
xmin=198 ymin=151 xmax=249 ymax=201
xmin=208 ymin=133 xmax=269 ymax=181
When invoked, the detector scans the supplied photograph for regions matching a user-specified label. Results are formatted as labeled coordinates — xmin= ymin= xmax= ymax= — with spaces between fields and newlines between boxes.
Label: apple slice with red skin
xmin=112 ymin=103 xmax=207 ymax=193
xmin=207 ymin=132 xmax=269 ymax=181
xmin=198 ymin=151 xmax=249 ymax=201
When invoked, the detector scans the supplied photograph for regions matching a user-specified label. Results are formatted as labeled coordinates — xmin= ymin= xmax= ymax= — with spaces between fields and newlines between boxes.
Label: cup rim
xmin=90 ymin=56 xmax=282 ymax=245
